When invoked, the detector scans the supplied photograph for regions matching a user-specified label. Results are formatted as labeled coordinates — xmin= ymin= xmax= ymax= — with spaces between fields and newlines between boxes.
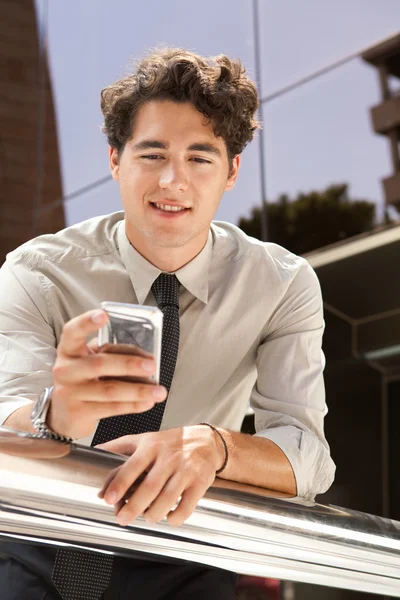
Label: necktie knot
xmin=151 ymin=273 xmax=180 ymax=309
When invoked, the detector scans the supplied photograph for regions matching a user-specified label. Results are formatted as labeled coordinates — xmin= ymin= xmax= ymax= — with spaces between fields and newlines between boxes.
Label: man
xmin=0 ymin=48 xmax=335 ymax=599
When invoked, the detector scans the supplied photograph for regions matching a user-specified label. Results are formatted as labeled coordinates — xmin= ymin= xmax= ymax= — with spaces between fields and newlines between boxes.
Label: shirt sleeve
xmin=0 ymin=256 xmax=56 ymax=425
xmin=251 ymin=259 xmax=336 ymax=500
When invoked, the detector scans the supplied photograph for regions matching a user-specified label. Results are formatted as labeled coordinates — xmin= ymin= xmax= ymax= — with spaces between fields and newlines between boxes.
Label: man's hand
xmin=48 ymin=309 xmax=168 ymax=439
xmin=96 ymin=425 xmax=226 ymax=527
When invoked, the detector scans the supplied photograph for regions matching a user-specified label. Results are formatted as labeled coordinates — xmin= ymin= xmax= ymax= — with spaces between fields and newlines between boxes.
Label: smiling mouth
xmin=150 ymin=202 xmax=190 ymax=215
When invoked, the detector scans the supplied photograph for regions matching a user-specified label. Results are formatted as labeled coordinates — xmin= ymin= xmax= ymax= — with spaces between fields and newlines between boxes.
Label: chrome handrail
xmin=0 ymin=426 xmax=399 ymax=596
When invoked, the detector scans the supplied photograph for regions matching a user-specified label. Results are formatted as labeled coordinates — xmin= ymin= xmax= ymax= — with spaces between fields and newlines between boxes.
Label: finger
xmin=53 ymin=353 xmax=157 ymax=384
xmin=53 ymin=388 xmax=159 ymax=425
xmin=102 ymin=449 xmax=155 ymax=507
xmin=139 ymin=472 xmax=186 ymax=524
xmin=97 ymin=466 xmax=121 ymax=498
xmin=99 ymin=472 xmax=147 ymax=506
xmin=100 ymin=473 xmax=147 ymax=506
xmin=89 ymin=399 xmax=158 ymax=420
xmin=58 ymin=310 xmax=108 ymax=358
xmin=166 ymin=485 xmax=205 ymax=527
xmin=97 ymin=462 xmax=146 ymax=497
xmin=57 ymin=380 xmax=167 ymax=404
xmin=87 ymin=337 xmax=100 ymax=354
xmin=115 ymin=464 xmax=173 ymax=522
xmin=96 ymin=435 xmax=139 ymax=457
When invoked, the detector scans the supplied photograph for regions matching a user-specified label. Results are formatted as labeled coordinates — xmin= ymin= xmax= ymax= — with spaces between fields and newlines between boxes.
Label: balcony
xmin=370 ymin=95 xmax=400 ymax=135
xmin=361 ymin=32 xmax=400 ymax=78
xmin=382 ymin=171 xmax=400 ymax=208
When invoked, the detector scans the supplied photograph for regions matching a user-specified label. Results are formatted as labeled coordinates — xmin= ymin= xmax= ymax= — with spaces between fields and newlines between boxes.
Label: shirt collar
xmin=117 ymin=220 xmax=212 ymax=305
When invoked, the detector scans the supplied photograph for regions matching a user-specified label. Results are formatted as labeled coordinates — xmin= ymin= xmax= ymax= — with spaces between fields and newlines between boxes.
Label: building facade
xmin=0 ymin=0 xmax=64 ymax=264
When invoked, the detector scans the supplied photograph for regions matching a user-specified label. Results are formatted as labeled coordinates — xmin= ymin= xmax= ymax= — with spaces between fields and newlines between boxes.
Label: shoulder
xmin=211 ymin=220 xmax=316 ymax=287
xmin=6 ymin=212 xmax=124 ymax=269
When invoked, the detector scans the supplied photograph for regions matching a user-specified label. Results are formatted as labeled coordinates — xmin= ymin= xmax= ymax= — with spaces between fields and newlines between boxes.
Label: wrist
xmin=199 ymin=422 xmax=229 ymax=475
xmin=30 ymin=387 xmax=73 ymax=443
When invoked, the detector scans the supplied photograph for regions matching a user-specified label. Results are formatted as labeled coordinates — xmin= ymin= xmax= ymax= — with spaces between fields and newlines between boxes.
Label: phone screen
xmin=99 ymin=315 xmax=156 ymax=383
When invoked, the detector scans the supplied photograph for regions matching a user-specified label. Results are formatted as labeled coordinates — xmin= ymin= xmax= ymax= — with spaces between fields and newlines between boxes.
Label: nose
xmin=159 ymin=160 xmax=189 ymax=194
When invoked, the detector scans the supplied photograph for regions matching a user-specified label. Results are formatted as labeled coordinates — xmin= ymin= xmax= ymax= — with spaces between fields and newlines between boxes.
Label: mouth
xmin=149 ymin=201 xmax=191 ymax=217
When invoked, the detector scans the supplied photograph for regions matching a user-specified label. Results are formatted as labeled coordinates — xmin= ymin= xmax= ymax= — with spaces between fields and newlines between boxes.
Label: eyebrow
xmin=133 ymin=140 xmax=167 ymax=151
xmin=132 ymin=140 xmax=222 ymax=157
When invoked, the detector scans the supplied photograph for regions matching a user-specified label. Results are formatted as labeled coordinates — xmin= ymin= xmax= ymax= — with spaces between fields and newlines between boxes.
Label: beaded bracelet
xmin=199 ymin=422 xmax=229 ymax=475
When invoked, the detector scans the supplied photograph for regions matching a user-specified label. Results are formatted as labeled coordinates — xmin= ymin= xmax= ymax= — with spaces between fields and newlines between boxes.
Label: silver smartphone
xmin=97 ymin=301 xmax=163 ymax=384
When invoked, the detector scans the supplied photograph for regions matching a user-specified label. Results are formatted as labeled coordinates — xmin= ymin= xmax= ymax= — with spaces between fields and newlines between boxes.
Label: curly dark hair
xmin=101 ymin=47 xmax=260 ymax=167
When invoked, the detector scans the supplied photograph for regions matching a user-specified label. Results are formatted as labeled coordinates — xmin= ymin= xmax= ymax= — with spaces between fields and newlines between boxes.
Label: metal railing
xmin=0 ymin=426 xmax=399 ymax=596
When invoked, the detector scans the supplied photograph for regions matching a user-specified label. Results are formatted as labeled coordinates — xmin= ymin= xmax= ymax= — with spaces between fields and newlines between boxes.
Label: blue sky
xmin=35 ymin=0 xmax=400 ymax=227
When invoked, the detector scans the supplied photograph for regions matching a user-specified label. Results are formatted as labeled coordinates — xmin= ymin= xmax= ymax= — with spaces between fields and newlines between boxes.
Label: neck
xmin=126 ymin=228 xmax=209 ymax=272
xmin=142 ymin=247 xmax=201 ymax=272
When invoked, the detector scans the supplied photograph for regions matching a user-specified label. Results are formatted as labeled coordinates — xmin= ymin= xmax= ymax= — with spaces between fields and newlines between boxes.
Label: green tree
xmin=237 ymin=184 xmax=377 ymax=255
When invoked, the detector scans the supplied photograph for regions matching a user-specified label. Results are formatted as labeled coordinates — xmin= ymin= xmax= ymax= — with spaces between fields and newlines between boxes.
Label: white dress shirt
xmin=0 ymin=212 xmax=335 ymax=498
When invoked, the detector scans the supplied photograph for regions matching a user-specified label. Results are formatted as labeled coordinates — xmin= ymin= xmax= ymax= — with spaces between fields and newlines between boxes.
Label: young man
xmin=0 ymin=48 xmax=335 ymax=599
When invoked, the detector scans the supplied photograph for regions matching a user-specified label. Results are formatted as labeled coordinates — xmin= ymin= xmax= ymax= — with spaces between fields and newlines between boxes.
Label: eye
xmin=190 ymin=157 xmax=211 ymax=164
xmin=141 ymin=154 xmax=163 ymax=160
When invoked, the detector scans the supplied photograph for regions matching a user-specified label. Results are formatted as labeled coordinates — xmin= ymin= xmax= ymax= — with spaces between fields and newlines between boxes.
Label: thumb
xmin=87 ymin=336 xmax=100 ymax=355
xmin=95 ymin=434 xmax=139 ymax=456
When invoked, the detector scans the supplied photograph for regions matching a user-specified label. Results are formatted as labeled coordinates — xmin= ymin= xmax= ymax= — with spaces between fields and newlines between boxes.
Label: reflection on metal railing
xmin=0 ymin=426 xmax=399 ymax=596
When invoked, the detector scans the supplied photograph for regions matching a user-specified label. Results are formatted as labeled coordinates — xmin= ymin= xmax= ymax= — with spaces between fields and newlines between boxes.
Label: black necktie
xmin=52 ymin=274 xmax=181 ymax=600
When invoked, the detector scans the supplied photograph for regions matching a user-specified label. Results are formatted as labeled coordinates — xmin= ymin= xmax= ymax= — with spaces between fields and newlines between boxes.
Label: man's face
xmin=109 ymin=100 xmax=240 ymax=258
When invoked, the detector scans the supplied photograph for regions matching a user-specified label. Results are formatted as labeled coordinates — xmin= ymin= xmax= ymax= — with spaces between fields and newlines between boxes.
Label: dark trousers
xmin=0 ymin=542 xmax=238 ymax=600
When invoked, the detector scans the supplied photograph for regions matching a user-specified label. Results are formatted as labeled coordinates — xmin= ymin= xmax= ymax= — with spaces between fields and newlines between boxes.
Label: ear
xmin=225 ymin=155 xmax=241 ymax=192
xmin=109 ymin=146 xmax=120 ymax=182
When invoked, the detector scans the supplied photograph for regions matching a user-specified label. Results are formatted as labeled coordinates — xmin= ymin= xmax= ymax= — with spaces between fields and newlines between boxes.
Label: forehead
xmin=131 ymin=100 xmax=223 ymax=147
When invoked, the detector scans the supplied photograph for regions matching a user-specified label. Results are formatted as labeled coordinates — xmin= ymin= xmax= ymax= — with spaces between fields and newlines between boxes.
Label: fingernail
xmin=106 ymin=491 xmax=118 ymax=504
xmin=92 ymin=310 xmax=106 ymax=324
xmin=141 ymin=359 xmax=156 ymax=373
xmin=153 ymin=386 xmax=167 ymax=400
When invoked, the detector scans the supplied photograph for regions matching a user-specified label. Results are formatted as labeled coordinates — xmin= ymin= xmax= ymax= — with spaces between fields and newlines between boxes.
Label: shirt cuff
xmin=0 ymin=396 xmax=33 ymax=427
xmin=254 ymin=425 xmax=336 ymax=499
